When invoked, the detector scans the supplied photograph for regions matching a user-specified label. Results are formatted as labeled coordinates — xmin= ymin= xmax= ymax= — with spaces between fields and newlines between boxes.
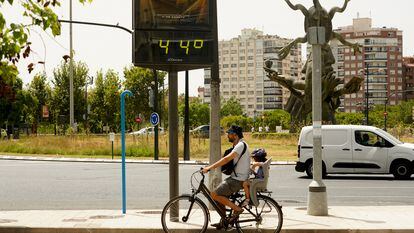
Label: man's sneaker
xmin=211 ymin=222 xmax=223 ymax=230
xmin=228 ymin=209 xmax=244 ymax=224
xmin=241 ymin=199 xmax=250 ymax=208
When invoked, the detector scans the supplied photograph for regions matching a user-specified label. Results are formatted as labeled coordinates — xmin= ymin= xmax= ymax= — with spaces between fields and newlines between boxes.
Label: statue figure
xmin=264 ymin=0 xmax=363 ymax=124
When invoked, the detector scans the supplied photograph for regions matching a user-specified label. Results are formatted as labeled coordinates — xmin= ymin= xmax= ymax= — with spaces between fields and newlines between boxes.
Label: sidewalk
xmin=1 ymin=206 xmax=413 ymax=233
xmin=0 ymin=154 xmax=296 ymax=165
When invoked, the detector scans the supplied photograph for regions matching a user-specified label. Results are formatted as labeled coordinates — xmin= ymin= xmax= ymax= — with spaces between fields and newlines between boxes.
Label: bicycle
xmin=161 ymin=169 xmax=283 ymax=233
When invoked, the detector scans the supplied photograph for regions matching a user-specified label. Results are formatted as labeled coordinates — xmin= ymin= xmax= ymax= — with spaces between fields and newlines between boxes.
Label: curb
xmin=0 ymin=155 xmax=296 ymax=165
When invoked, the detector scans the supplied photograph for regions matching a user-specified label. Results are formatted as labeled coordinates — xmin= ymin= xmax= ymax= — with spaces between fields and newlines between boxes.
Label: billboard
xmin=133 ymin=0 xmax=215 ymax=71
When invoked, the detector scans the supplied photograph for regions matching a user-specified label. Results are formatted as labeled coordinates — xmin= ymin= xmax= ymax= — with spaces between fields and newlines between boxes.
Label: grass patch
xmin=0 ymin=133 xmax=298 ymax=161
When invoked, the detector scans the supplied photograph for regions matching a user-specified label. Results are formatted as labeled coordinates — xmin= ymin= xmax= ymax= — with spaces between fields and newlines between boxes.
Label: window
xmin=354 ymin=131 xmax=392 ymax=148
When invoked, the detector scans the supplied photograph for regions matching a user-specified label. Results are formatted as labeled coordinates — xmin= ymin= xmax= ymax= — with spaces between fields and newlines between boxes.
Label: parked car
xmin=295 ymin=125 xmax=414 ymax=180
xmin=190 ymin=125 xmax=224 ymax=138
xmin=190 ymin=125 xmax=210 ymax=138
xmin=130 ymin=127 xmax=165 ymax=136
xmin=1 ymin=128 xmax=7 ymax=140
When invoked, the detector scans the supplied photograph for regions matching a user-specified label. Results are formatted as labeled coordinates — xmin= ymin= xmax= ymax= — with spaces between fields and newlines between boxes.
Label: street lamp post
xmin=365 ymin=63 xmax=369 ymax=125
xmin=85 ymin=75 xmax=93 ymax=134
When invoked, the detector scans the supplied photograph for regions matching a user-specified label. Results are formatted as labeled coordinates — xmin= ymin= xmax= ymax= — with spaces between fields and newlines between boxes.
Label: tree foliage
xmin=178 ymin=97 xmax=210 ymax=128
xmin=221 ymin=115 xmax=253 ymax=131
xmin=50 ymin=61 xmax=88 ymax=126
xmin=123 ymin=66 xmax=166 ymax=130
xmin=89 ymin=69 xmax=121 ymax=133
xmin=220 ymin=97 xmax=243 ymax=117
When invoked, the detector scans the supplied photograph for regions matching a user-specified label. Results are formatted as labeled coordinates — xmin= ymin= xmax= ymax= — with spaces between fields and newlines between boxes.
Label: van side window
xmin=355 ymin=131 xmax=393 ymax=148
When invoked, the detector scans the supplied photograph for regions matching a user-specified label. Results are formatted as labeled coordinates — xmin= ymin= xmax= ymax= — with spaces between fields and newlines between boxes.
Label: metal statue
xmin=264 ymin=0 xmax=363 ymax=124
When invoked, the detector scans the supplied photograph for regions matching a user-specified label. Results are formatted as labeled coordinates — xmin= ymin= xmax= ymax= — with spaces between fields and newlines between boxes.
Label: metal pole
xmin=112 ymin=141 xmax=114 ymax=160
xmin=85 ymin=79 xmax=88 ymax=134
xmin=366 ymin=63 xmax=369 ymax=125
xmin=384 ymin=100 xmax=388 ymax=131
xmin=120 ymin=90 xmax=132 ymax=214
xmin=69 ymin=0 xmax=75 ymax=131
xmin=209 ymin=0 xmax=222 ymax=194
xmin=168 ymin=71 xmax=179 ymax=219
xmin=154 ymin=69 xmax=159 ymax=160
xmin=184 ymin=70 xmax=190 ymax=161
xmin=307 ymin=27 xmax=328 ymax=216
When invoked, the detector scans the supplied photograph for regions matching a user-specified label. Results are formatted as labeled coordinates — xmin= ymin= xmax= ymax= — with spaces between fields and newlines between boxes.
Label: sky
xmin=3 ymin=0 xmax=414 ymax=96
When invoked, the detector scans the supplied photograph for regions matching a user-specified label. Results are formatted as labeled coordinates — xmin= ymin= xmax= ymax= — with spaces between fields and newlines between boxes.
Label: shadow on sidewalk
xmin=298 ymin=175 xmax=414 ymax=181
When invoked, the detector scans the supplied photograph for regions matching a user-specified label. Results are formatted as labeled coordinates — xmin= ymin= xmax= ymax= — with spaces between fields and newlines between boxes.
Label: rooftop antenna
xmin=357 ymin=12 xmax=360 ymax=18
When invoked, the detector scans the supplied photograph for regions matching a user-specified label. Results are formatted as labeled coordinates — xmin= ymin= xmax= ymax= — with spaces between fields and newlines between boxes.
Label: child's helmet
xmin=251 ymin=148 xmax=267 ymax=158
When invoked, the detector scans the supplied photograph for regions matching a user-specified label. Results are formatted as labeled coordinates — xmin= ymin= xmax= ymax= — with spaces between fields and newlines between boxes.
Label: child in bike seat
xmin=241 ymin=148 xmax=267 ymax=207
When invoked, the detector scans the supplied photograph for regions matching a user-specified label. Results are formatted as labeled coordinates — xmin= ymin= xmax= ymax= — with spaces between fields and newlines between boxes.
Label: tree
xmin=179 ymin=97 xmax=210 ymax=128
xmin=260 ymin=110 xmax=291 ymax=130
xmin=0 ymin=0 xmax=91 ymax=79
xmin=29 ymin=72 xmax=52 ymax=132
xmin=50 ymin=61 xmax=88 ymax=131
xmin=221 ymin=115 xmax=253 ymax=131
xmin=89 ymin=69 xmax=121 ymax=133
xmin=123 ymin=66 xmax=166 ymax=130
xmin=335 ymin=112 xmax=365 ymax=125
xmin=221 ymin=97 xmax=243 ymax=117
xmin=0 ymin=76 xmax=37 ymax=137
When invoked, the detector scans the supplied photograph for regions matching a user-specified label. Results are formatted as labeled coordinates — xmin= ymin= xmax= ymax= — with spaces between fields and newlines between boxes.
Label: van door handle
xmin=342 ymin=148 xmax=350 ymax=151
xmin=355 ymin=149 xmax=362 ymax=151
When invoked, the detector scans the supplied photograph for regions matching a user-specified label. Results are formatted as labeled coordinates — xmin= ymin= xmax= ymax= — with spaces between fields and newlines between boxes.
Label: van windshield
xmin=376 ymin=129 xmax=403 ymax=145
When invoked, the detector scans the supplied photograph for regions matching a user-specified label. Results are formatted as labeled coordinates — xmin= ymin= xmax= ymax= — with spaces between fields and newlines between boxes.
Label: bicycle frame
xmin=188 ymin=171 xmax=261 ymax=225
xmin=191 ymin=172 xmax=227 ymax=220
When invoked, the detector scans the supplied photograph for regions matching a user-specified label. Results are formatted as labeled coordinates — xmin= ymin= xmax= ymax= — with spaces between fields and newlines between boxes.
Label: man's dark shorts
xmin=214 ymin=177 xmax=244 ymax=197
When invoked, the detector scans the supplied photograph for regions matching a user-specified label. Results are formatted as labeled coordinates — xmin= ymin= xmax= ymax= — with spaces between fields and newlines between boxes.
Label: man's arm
xmin=202 ymin=151 xmax=238 ymax=173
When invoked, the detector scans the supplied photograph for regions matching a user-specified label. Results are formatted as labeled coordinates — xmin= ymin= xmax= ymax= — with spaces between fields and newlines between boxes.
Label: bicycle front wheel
xmin=161 ymin=194 xmax=209 ymax=233
xmin=236 ymin=195 xmax=283 ymax=233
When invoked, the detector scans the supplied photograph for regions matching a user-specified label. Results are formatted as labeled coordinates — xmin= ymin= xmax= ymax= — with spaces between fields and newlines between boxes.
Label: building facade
xmin=203 ymin=29 xmax=302 ymax=117
xmin=331 ymin=18 xmax=404 ymax=113
xmin=403 ymin=57 xmax=414 ymax=100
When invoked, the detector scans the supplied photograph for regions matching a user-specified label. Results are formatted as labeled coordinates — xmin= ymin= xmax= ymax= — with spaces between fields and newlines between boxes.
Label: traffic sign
xmin=383 ymin=112 xmax=388 ymax=116
xmin=150 ymin=112 xmax=160 ymax=126
xmin=135 ymin=116 xmax=142 ymax=123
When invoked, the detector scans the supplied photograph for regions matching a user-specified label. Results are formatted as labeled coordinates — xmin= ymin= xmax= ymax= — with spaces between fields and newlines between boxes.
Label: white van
xmin=295 ymin=125 xmax=414 ymax=179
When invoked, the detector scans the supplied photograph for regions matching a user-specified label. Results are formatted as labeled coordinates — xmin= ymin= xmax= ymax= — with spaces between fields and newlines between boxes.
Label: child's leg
xmin=243 ymin=181 xmax=250 ymax=200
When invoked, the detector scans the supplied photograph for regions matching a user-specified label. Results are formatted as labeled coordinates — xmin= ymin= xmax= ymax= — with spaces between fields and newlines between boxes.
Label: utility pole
xmin=69 ymin=0 xmax=75 ymax=132
xmin=169 ymin=71 xmax=179 ymax=217
xmin=307 ymin=26 xmax=328 ymax=216
xmin=184 ymin=70 xmax=190 ymax=161
xmin=153 ymin=69 xmax=159 ymax=160
xmin=209 ymin=0 xmax=222 ymax=193
xmin=365 ymin=63 xmax=369 ymax=125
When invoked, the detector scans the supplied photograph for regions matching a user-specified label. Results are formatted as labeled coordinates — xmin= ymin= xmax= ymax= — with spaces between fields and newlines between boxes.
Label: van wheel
xmin=392 ymin=162 xmax=412 ymax=180
xmin=305 ymin=161 xmax=327 ymax=179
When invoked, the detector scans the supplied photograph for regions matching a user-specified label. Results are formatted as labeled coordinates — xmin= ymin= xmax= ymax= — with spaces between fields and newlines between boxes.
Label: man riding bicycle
xmin=202 ymin=125 xmax=250 ymax=227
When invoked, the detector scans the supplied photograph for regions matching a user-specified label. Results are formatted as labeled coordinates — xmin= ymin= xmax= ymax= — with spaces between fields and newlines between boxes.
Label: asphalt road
xmin=1 ymin=160 xmax=414 ymax=210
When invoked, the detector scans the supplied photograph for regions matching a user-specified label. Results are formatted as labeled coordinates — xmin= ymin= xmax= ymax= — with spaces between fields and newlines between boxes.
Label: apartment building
xmin=403 ymin=57 xmax=414 ymax=100
xmin=331 ymin=18 xmax=404 ymax=113
xmin=203 ymin=29 xmax=302 ymax=117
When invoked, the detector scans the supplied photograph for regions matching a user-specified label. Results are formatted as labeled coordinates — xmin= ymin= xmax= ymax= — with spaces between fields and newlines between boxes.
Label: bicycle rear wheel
xmin=236 ymin=195 xmax=283 ymax=233
xmin=161 ymin=194 xmax=209 ymax=233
